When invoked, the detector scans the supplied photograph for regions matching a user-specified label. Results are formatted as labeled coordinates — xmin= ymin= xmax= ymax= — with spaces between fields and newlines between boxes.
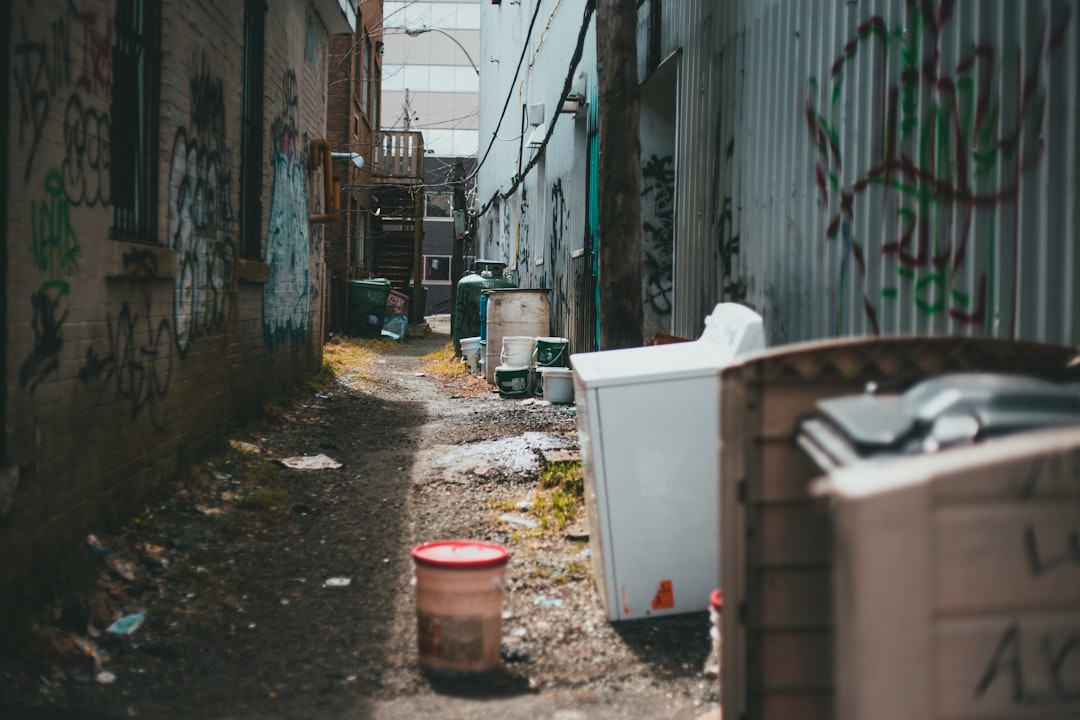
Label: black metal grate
xmin=110 ymin=0 xmax=160 ymax=242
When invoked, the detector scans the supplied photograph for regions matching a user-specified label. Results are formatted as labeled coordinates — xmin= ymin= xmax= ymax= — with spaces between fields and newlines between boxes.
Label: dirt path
xmin=1 ymin=318 xmax=720 ymax=720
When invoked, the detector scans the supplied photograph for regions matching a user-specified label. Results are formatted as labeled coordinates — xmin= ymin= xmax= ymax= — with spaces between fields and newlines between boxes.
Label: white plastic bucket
xmin=500 ymin=336 xmax=535 ymax=368
xmin=494 ymin=364 xmax=531 ymax=398
xmin=411 ymin=540 xmax=510 ymax=673
xmin=460 ymin=337 xmax=482 ymax=373
xmin=537 ymin=367 xmax=574 ymax=403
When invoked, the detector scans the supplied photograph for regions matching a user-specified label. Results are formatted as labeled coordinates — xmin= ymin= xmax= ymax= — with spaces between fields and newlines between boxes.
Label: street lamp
xmin=404 ymin=27 xmax=479 ymax=76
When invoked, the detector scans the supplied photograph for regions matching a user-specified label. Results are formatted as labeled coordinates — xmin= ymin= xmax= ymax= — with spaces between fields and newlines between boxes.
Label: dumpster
xmin=348 ymin=278 xmax=392 ymax=338
xmin=717 ymin=337 xmax=1080 ymax=720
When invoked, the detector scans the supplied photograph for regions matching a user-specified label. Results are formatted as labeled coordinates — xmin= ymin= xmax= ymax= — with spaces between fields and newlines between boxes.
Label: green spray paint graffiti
xmin=21 ymin=168 xmax=80 ymax=392
xmin=805 ymin=0 xmax=1072 ymax=335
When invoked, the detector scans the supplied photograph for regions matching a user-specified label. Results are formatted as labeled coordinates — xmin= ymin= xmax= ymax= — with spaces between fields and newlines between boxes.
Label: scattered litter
xmin=279 ymin=454 xmax=343 ymax=470
xmin=519 ymin=398 xmax=548 ymax=406
xmin=414 ymin=372 xmax=427 ymax=377
xmin=229 ymin=440 xmax=261 ymax=455
xmin=141 ymin=543 xmax=168 ymax=567
xmin=324 ymin=577 xmax=352 ymax=588
xmin=214 ymin=472 xmax=233 ymax=482
xmin=511 ymin=627 xmax=528 ymax=638
xmin=499 ymin=514 xmax=538 ymax=529
xmin=502 ymin=610 xmax=513 ymax=621
xmin=107 ymin=613 xmax=146 ymax=635
xmin=105 ymin=556 xmax=138 ymax=582
xmin=280 ymin=599 xmax=290 ymax=606
xmin=534 ymin=596 xmax=564 ymax=608
xmin=565 ymin=523 xmax=589 ymax=541
xmin=195 ymin=504 xmax=224 ymax=516
xmin=575 ymin=547 xmax=591 ymax=559
xmin=377 ymin=359 xmax=387 ymax=364
xmin=316 ymin=393 xmax=331 ymax=399
xmin=516 ymin=500 xmax=533 ymax=512
xmin=95 ymin=671 xmax=117 ymax=684
xmin=86 ymin=535 xmax=111 ymax=557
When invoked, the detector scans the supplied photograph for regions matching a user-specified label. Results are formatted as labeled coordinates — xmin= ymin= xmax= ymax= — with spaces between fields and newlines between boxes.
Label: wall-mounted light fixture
xmin=560 ymin=71 xmax=588 ymax=117
xmin=526 ymin=122 xmax=547 ymax=150
xmin=331 ymin=151 xmax=365 ymax=170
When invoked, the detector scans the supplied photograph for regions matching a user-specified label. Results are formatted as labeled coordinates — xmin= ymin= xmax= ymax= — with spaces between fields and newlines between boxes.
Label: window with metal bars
xmin=240 ymin=0 xmax=267 ymax=259
xmin=110 ymin=0 xmax=161 ymax=242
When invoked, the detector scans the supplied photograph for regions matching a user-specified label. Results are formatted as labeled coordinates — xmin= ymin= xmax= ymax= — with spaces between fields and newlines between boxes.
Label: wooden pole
xmin=596 ymin=0 xmax=643 ymax=349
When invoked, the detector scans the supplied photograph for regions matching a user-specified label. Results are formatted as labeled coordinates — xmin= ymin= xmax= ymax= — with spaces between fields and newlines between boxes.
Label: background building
xmin=381 ymin=0 xmax=479 ymax=314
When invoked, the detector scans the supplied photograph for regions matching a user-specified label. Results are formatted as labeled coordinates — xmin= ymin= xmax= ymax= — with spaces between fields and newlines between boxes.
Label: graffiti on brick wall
xmin=14 ymin=8 xmax=74 ymax=181
xmin=641 ymin=154 xmax=674 ymax=317
xmin=304 ymin=15 xmax=320 ymax=71
xmin=263 ymin=69 xmax=312 ymax=346
xmin=806 ymin=0 xmax=1073 ymax=335
xmin=76 ymin=8 xmax=112 ymax=97
xmin=78 ymin=251 xmax=173 ymax=427
xmin=62 ymin=92 xmax=110 ymax=207
xmin=169 ymin=57 xmax=235 ymax=356
xmin=19 ymin=169 xmax=81 ymax=392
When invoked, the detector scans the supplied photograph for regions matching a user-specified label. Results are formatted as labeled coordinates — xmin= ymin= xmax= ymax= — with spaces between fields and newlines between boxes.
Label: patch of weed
xmin=420 ymin=341 xmax=468 ymax=381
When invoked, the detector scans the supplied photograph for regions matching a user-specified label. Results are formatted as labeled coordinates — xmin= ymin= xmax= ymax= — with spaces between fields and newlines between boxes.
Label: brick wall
xmin=2 ymin=0 xmax=335 ymax=617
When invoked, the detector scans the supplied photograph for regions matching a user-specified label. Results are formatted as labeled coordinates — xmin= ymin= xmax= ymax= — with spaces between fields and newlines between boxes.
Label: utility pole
xmin=596 ymin=0 xmax=643 ymax=349
xmin=450 ymin=157 xmax=467 ymax=338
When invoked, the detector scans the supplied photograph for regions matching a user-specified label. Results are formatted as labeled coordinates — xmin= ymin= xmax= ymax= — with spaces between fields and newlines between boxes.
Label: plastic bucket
xmin=411 ymin=540 xmax=510 ymax=673
xmin=535 ymin=337 xmax=569 ymax=368
xmin=500 ymin=336 xmax=535 ymax=368
xmin=537 ymin=367 xmax=574 ymax=403
xmin=460 ymin=337 xmax=482 ymax=373
xmin=495 ymin=365 xmax=531 ymax=398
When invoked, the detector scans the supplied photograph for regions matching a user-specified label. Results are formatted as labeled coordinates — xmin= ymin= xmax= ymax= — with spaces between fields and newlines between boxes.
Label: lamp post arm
xmin=405 ymin=27 xmax=479 ymax=76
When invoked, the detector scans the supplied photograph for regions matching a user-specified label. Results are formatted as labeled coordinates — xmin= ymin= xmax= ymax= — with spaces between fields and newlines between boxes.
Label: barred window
xmin=110 ymin=0 xmax=161 ymax=241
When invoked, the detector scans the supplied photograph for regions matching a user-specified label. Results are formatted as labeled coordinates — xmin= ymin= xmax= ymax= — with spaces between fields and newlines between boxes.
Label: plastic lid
xmin=710 ymin=588 xmax=724 ymax=609
xmin=537 ymin=366 xmax=572 ymax=375
xmin=411 ymin=540 xmax=510 ymax=569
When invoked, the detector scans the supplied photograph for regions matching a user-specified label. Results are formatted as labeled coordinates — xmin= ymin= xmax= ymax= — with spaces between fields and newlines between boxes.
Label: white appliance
xmin=571 ymin=304 xmax=765 ymax=621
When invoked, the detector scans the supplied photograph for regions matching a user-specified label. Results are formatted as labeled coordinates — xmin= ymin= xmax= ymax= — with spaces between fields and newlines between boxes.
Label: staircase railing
xmin=372 ymin=131 xmax=424 ymax=181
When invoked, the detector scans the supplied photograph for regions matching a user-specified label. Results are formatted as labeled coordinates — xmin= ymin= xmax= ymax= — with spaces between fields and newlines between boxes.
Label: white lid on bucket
xmin=537 ymin=366 xmax=572 ymax=376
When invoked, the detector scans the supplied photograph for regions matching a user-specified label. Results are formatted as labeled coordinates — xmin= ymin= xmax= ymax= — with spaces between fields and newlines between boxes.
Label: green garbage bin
xmin=348 ymin=279 xmax=392 ymax=338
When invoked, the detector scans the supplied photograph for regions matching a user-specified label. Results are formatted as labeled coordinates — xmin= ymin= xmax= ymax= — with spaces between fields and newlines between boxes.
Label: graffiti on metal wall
xmin=263 ymin=69 xmax=312 ymax=346
xmin=711 ymin=134 xmax=746 ymax=303
xmin=548 ymin=180 xmax=572 ymax=317
xmin=806 ymin=0 xmax=1073 ymax=334
xmin=169 ymin=57 xmax=235 ymax=356
xmin=641 ymin=154 xmax=674 ymax=316
xmin=78 ymin=251 xmax=173 ymax=426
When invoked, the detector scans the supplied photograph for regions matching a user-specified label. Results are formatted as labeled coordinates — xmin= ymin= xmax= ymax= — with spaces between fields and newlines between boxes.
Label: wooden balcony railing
xmin=372 ymin=131 xmax=424 ymax=181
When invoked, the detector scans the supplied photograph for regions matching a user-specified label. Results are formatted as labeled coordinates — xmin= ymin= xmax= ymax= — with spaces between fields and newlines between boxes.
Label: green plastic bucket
xmin=494 ymin=365 xmax=531 ymax=398
xmin=535 ymin=336 xmax=569 ymax=368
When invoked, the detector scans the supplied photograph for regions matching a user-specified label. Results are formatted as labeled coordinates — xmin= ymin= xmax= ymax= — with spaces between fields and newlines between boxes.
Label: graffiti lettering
xmin=641 ymin=154 xmax=674 ymax=316
xmin=31 ymin=169 xmax=81 ymax=277
xmin=79 ymin=302 xmax=173 ymax=425
xmin=14 ymin=11 xmax=74 ymax=180
xmin=190 ymin=56 xmax=225 ymax=142
xmin=76 ymin=10 xmax=112 ymax=97
xmin=806 ymin=1 xmax=1073 ymax=333
xmin=263 ymin=69 xmax=311 ymax=346
xmin=62 ymin=93 xmax=110 ymax=207
xmin=19 ymin=287 xmax=69 ymax=393
xmin=974 ymin=623 xmax=1080 ymax=705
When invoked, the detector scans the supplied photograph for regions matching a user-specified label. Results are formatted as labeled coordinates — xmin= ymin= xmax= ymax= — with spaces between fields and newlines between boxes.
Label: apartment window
xmin=361 ymin=36 xmax=371 ymax=116
xmin=424 ymin=255 xmax=451 ymax=283
xmin=240 ymin=0 xmax=266 ymax=258
xmin=425 ymin=192 xmax=452 ymax=218
xmin=110 ymin=0 xmax=161 ymax=241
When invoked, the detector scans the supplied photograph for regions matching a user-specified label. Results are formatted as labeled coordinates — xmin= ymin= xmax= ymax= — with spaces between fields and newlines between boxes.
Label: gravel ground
xmin=0 ymin=316 xmax=721 ymax=720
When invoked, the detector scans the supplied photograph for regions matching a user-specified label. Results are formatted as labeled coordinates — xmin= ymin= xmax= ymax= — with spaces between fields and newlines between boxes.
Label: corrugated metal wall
xmin=650 ymin=0 xmax=1079 ymax=346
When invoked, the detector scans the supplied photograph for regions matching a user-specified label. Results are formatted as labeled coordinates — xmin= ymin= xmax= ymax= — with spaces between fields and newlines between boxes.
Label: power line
xmin=475 ymin=0 xmax=595 ymax=219
xmin=465 ymin=0 xmax=547 ymax=183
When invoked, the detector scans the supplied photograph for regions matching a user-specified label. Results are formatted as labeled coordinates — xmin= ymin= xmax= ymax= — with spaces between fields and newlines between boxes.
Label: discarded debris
xmin=534 ymin=596 xmax=564 ymax=608
xmin=86 ymin=534 xmax=111 ymax=558
xmin=195 ymin=504 xmax=225 ymax=516
xmin=278 ymin=454 xmax=343 ymax=470
xmin=95 ymin=671 xmax=117 ymax=684
xmin=324 ymin=577 xmax=352 ymax=588
xmin=105 ymin=556 xmax=138 ymax=582
xmin=107 ymin=612 xmax=146 ymax=635
xmin=140 ymin=543 xmax=169 ymax=567
xmin=499 ymin=514 xmax=538 ymax=529
xmin=229 ymin=440 xmax=262 ymax=455
xmin=516 ymin=500 xmax=533 ymax=512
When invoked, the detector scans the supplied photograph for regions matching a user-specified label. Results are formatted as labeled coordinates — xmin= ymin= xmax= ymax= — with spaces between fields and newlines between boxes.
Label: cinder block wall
xmin=2 ymin=0 xmax=331 ymax=616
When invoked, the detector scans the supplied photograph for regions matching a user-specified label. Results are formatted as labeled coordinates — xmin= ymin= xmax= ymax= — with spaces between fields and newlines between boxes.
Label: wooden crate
xmin=718 ymin=337 xmax=1080 ymax=720
xmin=821 ymin=428 xmax=1080 ymax=720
